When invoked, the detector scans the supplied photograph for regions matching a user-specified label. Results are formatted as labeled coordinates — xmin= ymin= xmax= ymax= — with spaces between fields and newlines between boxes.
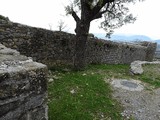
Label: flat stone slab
xmin=111 ymin=79 xmax=144 ymax=91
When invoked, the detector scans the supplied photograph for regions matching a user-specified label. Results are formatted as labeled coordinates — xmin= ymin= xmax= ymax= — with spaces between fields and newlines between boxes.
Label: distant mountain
xmin=110 ymin=35 xmax=152 ymax=41
xmin=155 ymin=39 xmax=160 ymax=44
xmin=93 ymin=33 xmax=153 ymax=42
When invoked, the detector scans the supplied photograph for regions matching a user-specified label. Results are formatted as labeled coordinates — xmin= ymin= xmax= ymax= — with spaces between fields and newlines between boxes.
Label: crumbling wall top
xmin=0 ymin=43 xmax=46 ymax=79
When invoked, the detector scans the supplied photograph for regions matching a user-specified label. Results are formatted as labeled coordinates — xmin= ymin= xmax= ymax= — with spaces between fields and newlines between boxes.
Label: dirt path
xmin=108 ymin=79 xmax=160 ymax=120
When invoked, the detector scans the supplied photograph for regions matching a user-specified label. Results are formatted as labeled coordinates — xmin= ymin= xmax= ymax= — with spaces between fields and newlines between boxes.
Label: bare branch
xmin=71 ymin=10 xmax=80 ymax=22
xmin=57 ymin=20 xmax=67 ymax=31
xmin=91 ymin=0 xmax=115 ymax=16
xmin=91 ymin=1 xmax=116 ymax=21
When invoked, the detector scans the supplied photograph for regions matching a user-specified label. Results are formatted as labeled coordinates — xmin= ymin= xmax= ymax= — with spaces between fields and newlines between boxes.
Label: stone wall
xmin=0 ymin=18 xmax=75 ymax=67
xmin=138 ymin=41 xmax=157 ymax=61
xmin=0 ymin=15 xmax=157 ymax=67
xmin=0 ymin=44 xmax=48 ymax=120
xmin=85 ymin=39 xmax=149 ymax=64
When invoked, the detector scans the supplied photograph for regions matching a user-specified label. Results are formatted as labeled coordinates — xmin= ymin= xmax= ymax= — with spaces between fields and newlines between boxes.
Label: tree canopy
xmin=65 ymin=0 xmax=144 ymax=70
xmin=66 ymin=0 xmax=144 ymax=37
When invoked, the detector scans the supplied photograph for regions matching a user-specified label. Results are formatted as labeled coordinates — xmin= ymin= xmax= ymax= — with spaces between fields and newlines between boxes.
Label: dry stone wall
xmin=0 ymin=44 xmax=48 ymax=120
xmin=0 ymin=15 xmax=157 ymax=67
xmin=0 ymin=18 xmax=75 ymax=67
xmin=85 ymin=39 xmax=150 ymax=64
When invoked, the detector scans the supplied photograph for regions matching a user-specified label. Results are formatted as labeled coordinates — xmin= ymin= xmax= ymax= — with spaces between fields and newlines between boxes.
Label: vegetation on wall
xmin=0 ymin=15 xmax=9 ymax=21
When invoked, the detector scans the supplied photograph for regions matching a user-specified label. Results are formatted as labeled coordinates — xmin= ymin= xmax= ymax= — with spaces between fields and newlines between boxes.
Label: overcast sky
xmin=0 ymin=0 xmax=160 ymax=39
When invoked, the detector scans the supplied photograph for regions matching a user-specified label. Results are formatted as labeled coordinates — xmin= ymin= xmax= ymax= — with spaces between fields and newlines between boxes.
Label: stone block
xmin=0 ymin=44 xmax=48 ymax=120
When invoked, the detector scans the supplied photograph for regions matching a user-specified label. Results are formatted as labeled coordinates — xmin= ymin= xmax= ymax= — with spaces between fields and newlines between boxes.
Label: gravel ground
xmin=109 ymin=79 xmax=160 ymax=120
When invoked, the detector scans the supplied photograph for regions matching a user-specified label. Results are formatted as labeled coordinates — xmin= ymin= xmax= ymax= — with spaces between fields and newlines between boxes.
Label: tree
xmin=48 ymin=23 xmax=53 ymax=31
xmin=66 ymin=0 xmax=144 ymax=70
xmin=57 ymin=19 xmax=67 ymax=31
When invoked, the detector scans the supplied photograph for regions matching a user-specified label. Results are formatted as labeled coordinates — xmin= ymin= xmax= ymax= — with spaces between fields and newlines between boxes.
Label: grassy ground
xmin=139 ymin=64 xmax=160 ymax=88
xmin=48 ymin=64 xmax=160 ymax=120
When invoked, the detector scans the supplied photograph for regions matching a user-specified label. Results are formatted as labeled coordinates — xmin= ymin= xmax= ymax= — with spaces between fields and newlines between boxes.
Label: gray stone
xmin=0 ymin=48 xmax=19 ymax=55
xmin=0 ymin=17 xmax=157 ymax=67
xmin=0 ymin=44 xmax=48 ymax=120
xmin=111 ymin=79 xmax=144 ymax=91
xmin=120 ymin=80 xmax=138 ymax=88
xmin=130 ymin=60 xmax=160 ymax=75
xmin=130 ymin=61 xmax=144 ymax=74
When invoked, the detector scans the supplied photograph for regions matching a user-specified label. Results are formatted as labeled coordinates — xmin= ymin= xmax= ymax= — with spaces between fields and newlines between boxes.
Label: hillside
xmin=94 ymin=33 xmax=152 ymax=41
xmin=110 ymin=34 xmax=152 ymax=41
xmin=93 ymin=33 xmax=159 ymax=43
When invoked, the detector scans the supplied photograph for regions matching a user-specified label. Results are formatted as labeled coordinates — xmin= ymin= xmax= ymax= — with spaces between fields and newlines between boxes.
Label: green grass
xmin=48 ymin=64 xmax=160 ymax=120
xmin=139 ymin=64 xmax=160 ymax=88
xmin=48 ymin=65 xmax=124 ymax=120
xmin=87 ymin=64 xmax=130 ymax=79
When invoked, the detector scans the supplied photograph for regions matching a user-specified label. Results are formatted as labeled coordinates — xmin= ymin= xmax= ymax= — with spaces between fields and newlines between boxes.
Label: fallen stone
xmin=130 ymin=60 xmax=160 ymax=75
xmin=130 ymin=61 xmax=144 ymax=74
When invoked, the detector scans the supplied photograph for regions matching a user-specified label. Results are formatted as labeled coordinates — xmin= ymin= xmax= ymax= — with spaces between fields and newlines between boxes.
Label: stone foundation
xmin=0 ymin=44 xmax=48 ymax=120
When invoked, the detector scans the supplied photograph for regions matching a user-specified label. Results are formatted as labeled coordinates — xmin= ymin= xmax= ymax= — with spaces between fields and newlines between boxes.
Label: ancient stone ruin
xmin=0 ymin=15 xmax=158 ymax=120
xmin=0 ymin=44 xmax=48 ymax=120
xmin=0 ymin=16 xmax=157 ymax=68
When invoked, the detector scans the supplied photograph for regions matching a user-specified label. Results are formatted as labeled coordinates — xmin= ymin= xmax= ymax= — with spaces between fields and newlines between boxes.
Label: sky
xmin=0 ymin=0 xmax=160 ymax=40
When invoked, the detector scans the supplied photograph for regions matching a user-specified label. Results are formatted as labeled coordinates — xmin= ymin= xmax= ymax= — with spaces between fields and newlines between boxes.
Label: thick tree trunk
xmin=73 ymin=21 xmax=90 ymax=71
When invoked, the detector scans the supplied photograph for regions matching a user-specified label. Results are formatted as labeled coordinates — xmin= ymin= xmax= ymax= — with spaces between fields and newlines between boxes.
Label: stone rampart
xmin=86 ymin=39 xmax=150 ymax=64
xmin=0 ymin=18 xmax=75 ymax=67
xmin=138 ymin=41 xmax=157 ymax=61
xmin=0 ymin=44 xmax=48 ymax=120
xmin=0 ymin=15 xmax=157 ymax=67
